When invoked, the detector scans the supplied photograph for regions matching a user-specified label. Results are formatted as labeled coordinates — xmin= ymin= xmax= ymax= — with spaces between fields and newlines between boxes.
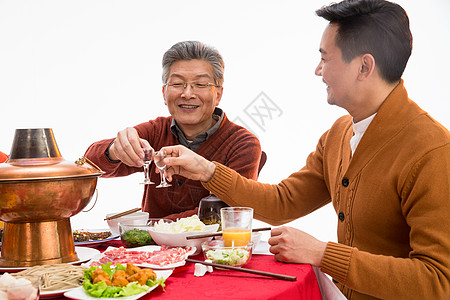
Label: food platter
xmin=63 ymin=269 xmax=173 ymax=300
xmin=73 ymin=229 xmax=119 ymax=247
xmin=85 ymin=245 xmax=196 ymax=270
xmin=0 ymin=247 xmax=100 ymax=273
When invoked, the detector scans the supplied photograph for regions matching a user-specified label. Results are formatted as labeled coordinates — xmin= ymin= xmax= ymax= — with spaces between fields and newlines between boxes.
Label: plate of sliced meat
xmin=84 ymin=245 xmax=196 ymax=269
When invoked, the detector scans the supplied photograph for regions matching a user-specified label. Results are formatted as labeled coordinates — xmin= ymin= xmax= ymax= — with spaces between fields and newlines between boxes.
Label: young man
xmin=85 ymin=41 xmax=261 ymax=220
xmin=161 ymin=1 xmax=450 ymax=299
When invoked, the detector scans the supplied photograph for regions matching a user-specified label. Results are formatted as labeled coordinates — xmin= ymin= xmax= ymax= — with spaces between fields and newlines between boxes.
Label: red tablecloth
xmin=66 ymin=240 xmax=322 ymax=299
xmin=150 ymin=254 xmax=322 ymax=299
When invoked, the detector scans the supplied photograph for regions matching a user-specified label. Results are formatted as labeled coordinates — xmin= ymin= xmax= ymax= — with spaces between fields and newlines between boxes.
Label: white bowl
xmin=148 ymin=224 xmax=220 ymax=254
xmin=106 ymin=211 xmax=149 ymax=236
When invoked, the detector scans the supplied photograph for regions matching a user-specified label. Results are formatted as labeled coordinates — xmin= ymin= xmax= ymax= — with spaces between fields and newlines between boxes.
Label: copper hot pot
xmin=0 ymin=128 xmax=103 ymax=267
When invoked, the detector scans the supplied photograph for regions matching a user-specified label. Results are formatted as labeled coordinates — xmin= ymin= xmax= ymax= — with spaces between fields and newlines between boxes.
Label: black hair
xmin=316 ymin=0 xmax=412 ymax=83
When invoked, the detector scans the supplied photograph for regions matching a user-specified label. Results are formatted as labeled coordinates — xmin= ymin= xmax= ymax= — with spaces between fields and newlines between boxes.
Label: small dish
xmin=119 ymin=219 xmax=173 ymax=248
xmin=201 ymin=240 xmax=253 ymax=267
xmin=119 ymin=223 xmax=152 ymax=248
xmin=73 ymin=229 xmax=119 ymax=247
xmin=106 ymin=211 xmax=149 ymax=236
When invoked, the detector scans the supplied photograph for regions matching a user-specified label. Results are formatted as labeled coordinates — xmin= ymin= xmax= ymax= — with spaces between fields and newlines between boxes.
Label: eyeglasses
xmin=164 ymin=81 xmax=221 ymax=93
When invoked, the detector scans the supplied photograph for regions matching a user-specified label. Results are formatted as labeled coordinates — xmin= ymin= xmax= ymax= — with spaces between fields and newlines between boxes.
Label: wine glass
xmin=154 ymin=150 xmax=171 ymax=188
xmin=140 ymin=148 xmax=155 ymax=185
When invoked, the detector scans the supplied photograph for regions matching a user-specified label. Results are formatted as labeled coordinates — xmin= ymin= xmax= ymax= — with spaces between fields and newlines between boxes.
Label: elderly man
xmin=161 ymin=1 xmax=450 ymax=299
xmin=85 ymin=41 xmax=261 ymax=220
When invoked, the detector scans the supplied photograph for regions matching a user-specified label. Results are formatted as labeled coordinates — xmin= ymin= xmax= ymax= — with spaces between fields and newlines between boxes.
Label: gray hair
xmin=162 ymin=41 xmax=224 ymax=86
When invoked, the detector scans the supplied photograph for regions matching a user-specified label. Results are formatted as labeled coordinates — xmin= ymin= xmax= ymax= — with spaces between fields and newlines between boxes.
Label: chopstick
xmin=185 ymin=258 xmax=296 ymax=281
xmin=104 ymin=208 xmax=141 ymax=220
xmin=186 ymin=227 xmax=272 ymax=240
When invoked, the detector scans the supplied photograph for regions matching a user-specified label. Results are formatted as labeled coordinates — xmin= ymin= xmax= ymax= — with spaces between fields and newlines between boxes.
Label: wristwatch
xmin=105 ymin=140 xmax=121 ymax=163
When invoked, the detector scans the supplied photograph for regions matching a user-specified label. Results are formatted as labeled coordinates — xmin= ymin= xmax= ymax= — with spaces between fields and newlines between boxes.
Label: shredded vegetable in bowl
xmin=205 ymin=248 xmax=251 ymax=266
xmin=153 ymin=215 xmax=206 ymax=233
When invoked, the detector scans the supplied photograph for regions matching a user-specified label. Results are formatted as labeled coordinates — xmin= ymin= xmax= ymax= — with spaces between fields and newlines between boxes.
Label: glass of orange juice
xmin=221 ymin=207 xmax=253 ymax=247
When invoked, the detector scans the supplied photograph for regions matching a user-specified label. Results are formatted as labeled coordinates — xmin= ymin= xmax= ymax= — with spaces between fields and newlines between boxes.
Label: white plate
xmin=73 ymin=229 xmax=119 ymax=247
xmin=0 ymin=247 xmax=100 ymax=273
xmin=63 ymin=269 xmax=173 ymax=300
xmin=85 ymin=245 xmax=196 ymax=270
xmin=41 ymin=287 xmax=77 ymax=299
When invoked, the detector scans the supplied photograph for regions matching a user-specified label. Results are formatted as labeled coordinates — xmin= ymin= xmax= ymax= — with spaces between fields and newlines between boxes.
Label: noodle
xmin=17 ymin=264 xmax=85 ymax=291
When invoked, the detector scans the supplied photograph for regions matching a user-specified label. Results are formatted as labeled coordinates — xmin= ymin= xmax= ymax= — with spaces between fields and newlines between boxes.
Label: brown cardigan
xmin=204 ymin=81 xmax=450 ymax=299
xmin=84 ymin=113 xmax=261 ymax=220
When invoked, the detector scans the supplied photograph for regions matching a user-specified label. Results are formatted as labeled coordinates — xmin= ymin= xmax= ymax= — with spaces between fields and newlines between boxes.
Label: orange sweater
xmin=204 ymin=81 xmax=450 ymax=299
xmin=85 ymin=114 xmax=261 ymax=219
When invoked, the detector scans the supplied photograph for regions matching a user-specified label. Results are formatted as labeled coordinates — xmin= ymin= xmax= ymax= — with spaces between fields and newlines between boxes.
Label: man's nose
xmin=315 ymin=61 xmax=323 ymax=76
xmin=181 ymin=83 xmax=195 ymax=97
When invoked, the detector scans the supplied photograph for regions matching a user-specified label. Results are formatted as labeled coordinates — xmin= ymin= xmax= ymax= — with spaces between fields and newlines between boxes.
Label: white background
xmin=0 ymin=0 xmax=449 ymax=243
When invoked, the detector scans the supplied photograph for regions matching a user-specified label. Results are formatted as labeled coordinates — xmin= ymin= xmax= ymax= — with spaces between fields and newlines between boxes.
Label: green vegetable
xmin=82 ymin=263 xmax=165 ymax=298
xmin=205 ymin=248 xmax=250 ymax=266
xmin=121 ymin=229 xmax=154 ymax=247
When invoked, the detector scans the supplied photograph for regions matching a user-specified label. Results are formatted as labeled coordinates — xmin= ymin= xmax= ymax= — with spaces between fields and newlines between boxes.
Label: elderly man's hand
xmin=268 ymin=226 xmax=327 ymax=267
xmin=109 ymin=127 xmax=152 ymax=167
xmin=161 ymin=145 xmax=216 ymax=182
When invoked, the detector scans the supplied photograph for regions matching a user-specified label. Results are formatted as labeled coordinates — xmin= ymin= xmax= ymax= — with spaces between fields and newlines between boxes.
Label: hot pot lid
xmin=0 ymin=156 xmax=104 ymax=182
xmin=0 ymin=128 xmax=103 ymax=182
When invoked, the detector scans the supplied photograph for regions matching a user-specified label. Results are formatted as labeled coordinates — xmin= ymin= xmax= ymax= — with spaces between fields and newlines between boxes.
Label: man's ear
xmin=358 ymin=54 xmax=375 ymax=80
xmin=162 ymin=85 xmax=168 ymax=105
xmin=214 ymin=86 xmax=224 ymax=106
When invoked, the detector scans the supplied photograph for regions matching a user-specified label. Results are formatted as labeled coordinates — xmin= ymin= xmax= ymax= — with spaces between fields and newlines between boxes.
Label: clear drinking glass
xmin=140 ymin=148 xmax=155 ymax=185
xmin=221 ymin=207 xmax=253 ymax=247
xmin=154 ymin=150 xmax=171 ymax=188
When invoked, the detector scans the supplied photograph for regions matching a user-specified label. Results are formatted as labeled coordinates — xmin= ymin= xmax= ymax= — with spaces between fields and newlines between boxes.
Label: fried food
xmin=128 ymin=268 xmax=156 ymax=285
xmin=93 ymin=275 xmax=112 ymax=286
xmin=125 ymin=263 xmax=141 ymax=276
xmin=89 ymin=263 xmax=156 ymax=287
xmin=91 ymin=269 xmax=112 ymax=286
xmin=91 ymin=269 xmax=110 ymax=281
xmin=111 ymin=270 xmax=129 ymax=287
xmin=112 ymin=270 xmax=128 ymax=280
xmin=141 ymin=269 xmax=156 ymax=281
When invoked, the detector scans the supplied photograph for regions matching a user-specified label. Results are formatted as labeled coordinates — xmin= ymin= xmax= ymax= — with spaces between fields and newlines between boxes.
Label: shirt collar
xmin=170 ymin=107 xmax=224 ymax=146
xmin=353 ymin=113 xmax=377 ymax=134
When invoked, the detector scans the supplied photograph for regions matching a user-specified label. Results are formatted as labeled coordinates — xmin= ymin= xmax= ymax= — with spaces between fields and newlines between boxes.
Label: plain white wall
xmin=1 ymin=0 xmax=449 ymax=243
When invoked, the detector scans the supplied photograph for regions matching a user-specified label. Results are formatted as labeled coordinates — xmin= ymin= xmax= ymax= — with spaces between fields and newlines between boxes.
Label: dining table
xmin=50 ymin=239 xmax=323 ymax=300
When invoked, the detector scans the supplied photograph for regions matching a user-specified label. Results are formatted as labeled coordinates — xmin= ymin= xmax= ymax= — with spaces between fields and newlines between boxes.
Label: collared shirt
xmin=170 ymin=107 xmax=224 ymax=152
xmin=350 ymin=113 xmax=377 ymax=155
